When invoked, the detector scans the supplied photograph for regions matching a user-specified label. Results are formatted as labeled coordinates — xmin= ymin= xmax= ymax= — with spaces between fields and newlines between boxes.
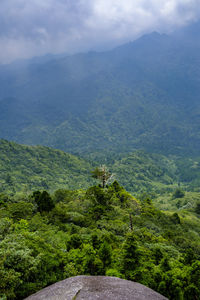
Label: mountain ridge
xmin=0 ymin=23 xmax=200 ymax=155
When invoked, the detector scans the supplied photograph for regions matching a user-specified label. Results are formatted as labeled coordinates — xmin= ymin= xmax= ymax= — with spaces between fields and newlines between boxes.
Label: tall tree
xmin=91 ymin=165 xmax=114 ymax=188
xmin=33 ymin=191 xmax=55 ymax=212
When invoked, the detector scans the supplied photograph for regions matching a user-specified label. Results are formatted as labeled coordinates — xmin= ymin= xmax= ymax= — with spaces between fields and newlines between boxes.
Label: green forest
xmin=1 ymin=139 xmax=200 ymax=195
xmin=0 ymin=140 xmax=200 ymax=299
xmin=1 ymin=181 xmax=200 ymax=299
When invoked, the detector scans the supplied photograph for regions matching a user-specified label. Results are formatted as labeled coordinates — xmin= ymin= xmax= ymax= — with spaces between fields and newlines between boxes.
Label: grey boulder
xmin=24 ymin=276 xmax=168 ymax=300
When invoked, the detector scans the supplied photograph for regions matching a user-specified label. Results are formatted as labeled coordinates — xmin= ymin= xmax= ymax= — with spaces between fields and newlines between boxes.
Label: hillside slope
xmin=0 ymin=139 xmax=95 ymax=193
xmin=1 ymin=139 xmax=199 ymax=194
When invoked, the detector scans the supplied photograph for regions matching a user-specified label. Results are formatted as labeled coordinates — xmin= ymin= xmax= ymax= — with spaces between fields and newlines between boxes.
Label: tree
xmin=91 ymin=165 xmax=114 ymax=188
xmin=32 ymin=191 xmax=55 ymax=212
xmin=99 ymin=241 xmax=112 ymax=271
xmin=5 ymin=174 xmax=13 ymax=185
xmin=121 ymin=233 xmax=140 ymax=280
xmin=195 ymin=201 xmax=200 ymax=214
xmin=86 ymin=186 xmax=113 ymax=220
xmin=172 ymin=188 xmax=185 ymax=199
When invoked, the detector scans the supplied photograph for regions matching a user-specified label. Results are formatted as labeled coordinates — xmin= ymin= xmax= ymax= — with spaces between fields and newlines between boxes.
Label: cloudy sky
xmin=0 ymin=0 xmax=200 ymax=63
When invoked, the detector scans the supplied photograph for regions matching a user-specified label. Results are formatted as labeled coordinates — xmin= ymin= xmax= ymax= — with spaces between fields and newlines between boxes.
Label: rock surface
xmin=24 ymin=276 xmax=168 ymax=300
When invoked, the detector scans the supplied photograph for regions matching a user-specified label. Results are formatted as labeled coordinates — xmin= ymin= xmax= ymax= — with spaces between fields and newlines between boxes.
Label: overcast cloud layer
xmin=0 ymin=0 xmax=200 ymax=63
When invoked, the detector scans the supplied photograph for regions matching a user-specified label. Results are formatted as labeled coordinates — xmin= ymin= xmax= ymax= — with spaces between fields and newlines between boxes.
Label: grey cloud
xmin=0 ymin=0 xmax=86 ymax=38
xmin=0 ymin=0 xmax=200 ymax=63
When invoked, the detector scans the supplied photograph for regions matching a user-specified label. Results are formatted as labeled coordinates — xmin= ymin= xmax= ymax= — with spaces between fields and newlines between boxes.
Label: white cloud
xmin=0 ymin=0 xmax=200 ymax=63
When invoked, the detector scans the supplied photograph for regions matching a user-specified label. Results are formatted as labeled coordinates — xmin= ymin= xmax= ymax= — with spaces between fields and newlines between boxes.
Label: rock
xmin=24 ymin=276 xmax=168 ymax=300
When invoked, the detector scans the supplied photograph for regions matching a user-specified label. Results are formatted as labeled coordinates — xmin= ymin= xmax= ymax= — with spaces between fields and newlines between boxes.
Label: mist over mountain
xmin=0 ymin=21 xmax=200 ymax=156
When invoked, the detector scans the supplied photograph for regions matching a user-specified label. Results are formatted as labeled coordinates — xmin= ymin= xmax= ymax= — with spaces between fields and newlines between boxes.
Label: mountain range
xmin=0 ymin=21 xmax=200 ymax=156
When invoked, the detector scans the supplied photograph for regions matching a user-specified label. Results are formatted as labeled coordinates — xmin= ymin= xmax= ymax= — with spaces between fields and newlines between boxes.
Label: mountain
xmin=0 ymin=22 xmax=200 ymax=155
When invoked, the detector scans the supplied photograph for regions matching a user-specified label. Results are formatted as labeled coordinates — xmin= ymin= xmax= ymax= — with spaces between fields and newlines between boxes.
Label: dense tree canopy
xmin=0 ymin=182 xmax=200 ymax=299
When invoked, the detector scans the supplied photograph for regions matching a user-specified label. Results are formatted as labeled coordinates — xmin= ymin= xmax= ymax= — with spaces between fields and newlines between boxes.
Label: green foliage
xmin=86 ymin=186 xmax=113 ymax=220
xmin=1 ymin=183 xmax=200 ymax=299
xmin=170 ymin=213 xmax=181 ymax=224
xmin=7 ymin=201 xmax=34 ymax=221
xmin=121 ymin=233 xmax=140 ymax=280
xmin=195 ymin=201 xmax=200 ymax=214
xmin=1 ymin=139 xmax=200 ymax=196
xmin=172 ymin=188 xmax=185 ymax=199
xmin=0 ymin=139 xmax=95 ymax=194
xmin=107 ymin=151 xmax=200 ymax=194
xmin=98 ymin=241 xmax=112 ymax=269
xmin=91 ymin=165 xmax=113 ymax=188
xmin=32 ymin=191 xmax=55 ymax=212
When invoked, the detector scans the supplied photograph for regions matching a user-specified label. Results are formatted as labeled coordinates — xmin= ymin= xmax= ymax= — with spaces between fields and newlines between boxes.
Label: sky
xmin=0 ymin=0 xmax=200 ymax=64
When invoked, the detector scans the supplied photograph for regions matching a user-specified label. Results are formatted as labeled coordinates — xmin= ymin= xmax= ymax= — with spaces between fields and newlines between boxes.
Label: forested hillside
xmin=1 ymin=139 xmax=200 ymax=195
xmin=0 ymin=182 xmax=200 ymax=299
xmin=0 ymin=139 xmax=95 ymax=193
xmin=0 ymin=22 xmax=200 ymax=155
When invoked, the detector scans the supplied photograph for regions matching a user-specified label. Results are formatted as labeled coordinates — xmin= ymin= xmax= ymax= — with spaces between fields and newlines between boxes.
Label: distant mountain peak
xmin=0 ymin=22 xmax=200 ymax=156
